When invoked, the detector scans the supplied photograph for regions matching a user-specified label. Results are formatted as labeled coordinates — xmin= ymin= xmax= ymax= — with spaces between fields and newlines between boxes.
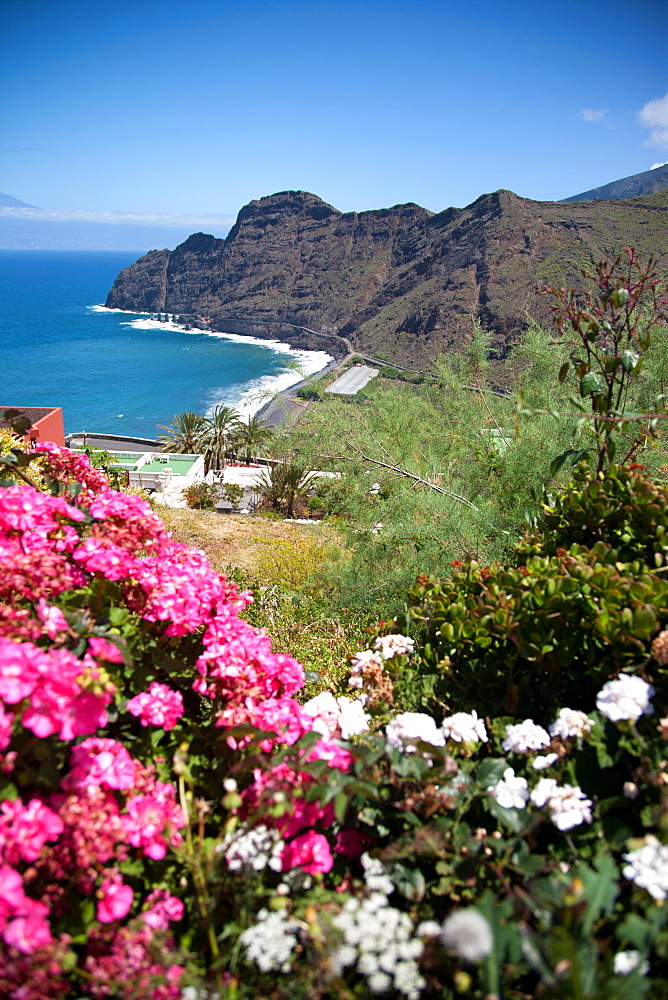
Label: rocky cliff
xmin=106 ymin=188 xmax=668 ymax=367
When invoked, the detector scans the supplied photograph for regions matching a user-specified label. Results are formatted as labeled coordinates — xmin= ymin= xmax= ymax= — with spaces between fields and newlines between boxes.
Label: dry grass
xmin=155 ymin=507 xmax=335 ymax=580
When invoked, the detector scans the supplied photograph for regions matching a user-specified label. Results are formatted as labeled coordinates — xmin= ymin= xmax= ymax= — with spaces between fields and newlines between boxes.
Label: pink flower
xmin=35 ymin=599 xmax=69 ymax=638
xmin=126 ymin=683 xmax=184 ymax=731
xmin=64 ymin=738 xmax=138 ymax=791
xmin=97 ymin=876 xmax=134 ymax=923
xmin=142 ymin=890 xmax=184 ymax=930
xmin=2 ymin=897 xmax=52 ymax=954
xmin=0 ymin=638 xmax=44 ymax=704
xmin=0 ymin=864 xmax=26 ymax=917
xmin=120 ymin=784 xmax=184 ymax=860
xmin=281 ymin=831 xmax=333 ymax=874
xmin=0 ymin=798 xmax=64 ymax=864
xmin=0 ymin=703 xmax=15 ymax=751
xmin=334 ymin=829 xmax=372 ymax=859
xmin=88 ymin=636 xmax=124 ymax=663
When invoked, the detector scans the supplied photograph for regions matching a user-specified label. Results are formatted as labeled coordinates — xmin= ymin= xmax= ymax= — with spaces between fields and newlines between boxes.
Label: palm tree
xmin=201 ymin=405 xmax=242 ymax=472
xmin=252 ymin=461 xmax=320 ymax=518
xmin=157 ymin=411 xmax=207 ymax=453
xmin=232 ymin=415 xmax=276 ymax=465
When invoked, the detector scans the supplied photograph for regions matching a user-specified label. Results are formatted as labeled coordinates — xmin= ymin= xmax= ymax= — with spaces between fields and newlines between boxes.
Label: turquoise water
xmin=0 ymin=250 xmax=329 ymax=438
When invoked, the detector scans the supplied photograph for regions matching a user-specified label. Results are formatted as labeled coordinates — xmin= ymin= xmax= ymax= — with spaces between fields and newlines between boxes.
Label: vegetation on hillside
xmin=2 ymin=251 xmax=668 ymax=998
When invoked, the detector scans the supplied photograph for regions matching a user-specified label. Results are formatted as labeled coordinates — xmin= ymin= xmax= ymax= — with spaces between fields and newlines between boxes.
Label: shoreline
xmin=89 ymin=306 xmax=334 ymax=422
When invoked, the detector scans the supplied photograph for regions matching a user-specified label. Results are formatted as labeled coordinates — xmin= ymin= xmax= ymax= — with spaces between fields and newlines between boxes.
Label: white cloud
xmin=651 ymin=161 xmax=668 ymax=169
xmin=0 ymin=205 xmax=235 ymax=231
xmin=579 ymin=107 xmax=608 ymax=123
xmin=639 ymin=93 xmax=668 ymax=149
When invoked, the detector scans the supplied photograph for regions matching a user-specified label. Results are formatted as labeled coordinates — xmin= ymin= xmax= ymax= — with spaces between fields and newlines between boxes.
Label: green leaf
xmin=579 ymin=851 xmax=619 ymax=936
xmin=621 ymin=349 xmax=640 ymax=373
xmin=580 ymin=372 xmax=606 ymax=396
xmin=475 ymin=758 xmax=508 ymax=786
xmin=333 ymin=791 xmax=348 ymax=823
xmin=558 ymin=361 xmax=570 ymax=383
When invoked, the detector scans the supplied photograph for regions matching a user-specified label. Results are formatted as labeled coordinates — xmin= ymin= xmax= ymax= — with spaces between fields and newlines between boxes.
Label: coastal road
xmin=325 ymin=365 xmax=379 ymax=395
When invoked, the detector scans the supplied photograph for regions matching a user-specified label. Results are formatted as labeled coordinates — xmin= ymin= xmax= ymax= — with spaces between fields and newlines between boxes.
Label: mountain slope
xmin=106 ymin=188 xmax=668 ymax=367
xmin=561 ymin=163 xmax=668 ymax=203
xmin=0 ymin=192 xmax=38 ymax=208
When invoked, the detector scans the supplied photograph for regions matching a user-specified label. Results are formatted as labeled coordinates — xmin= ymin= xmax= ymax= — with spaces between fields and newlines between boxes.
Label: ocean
xmin=0 ymin=250 xmax=331 ymax=439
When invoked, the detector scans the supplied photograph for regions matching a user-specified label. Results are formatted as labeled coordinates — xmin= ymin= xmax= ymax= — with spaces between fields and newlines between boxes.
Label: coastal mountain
xmin=561 ymin=163 xmax=668 ymax=203
xmin=0 ymin=191 xmax=37 ymax=208
xmin=106 ymin=188 xmax=668 ymax=367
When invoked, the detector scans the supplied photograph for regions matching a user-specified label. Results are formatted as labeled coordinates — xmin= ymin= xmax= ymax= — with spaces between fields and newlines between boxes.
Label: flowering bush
xmin=2 ymin=436 xmax=668 ymax=998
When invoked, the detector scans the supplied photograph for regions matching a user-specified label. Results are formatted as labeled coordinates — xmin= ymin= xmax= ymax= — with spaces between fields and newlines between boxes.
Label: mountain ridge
xmin=106 ymin=187 xmax=668 ymax=367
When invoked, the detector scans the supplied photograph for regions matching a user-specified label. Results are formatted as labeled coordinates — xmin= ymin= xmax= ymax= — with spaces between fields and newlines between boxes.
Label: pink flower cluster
xmin=127 ymin=682 xmax=184 ymax=730
xmin=238 ymin=763 xmax=337 ymax=874
xmin=84 ymin=919 xmax=184 ymax=999
xmin=0 ymin=637 xmax=114 ymax=742
xmin=0 ymin=443 xmax=348 ymax=982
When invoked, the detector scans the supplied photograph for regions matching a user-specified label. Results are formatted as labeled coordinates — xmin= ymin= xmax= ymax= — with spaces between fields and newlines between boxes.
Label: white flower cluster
xmin=331 ymin=894 xmax=426 ymax=998
xmin=532 ymin=753 xmax=559 ymax=770
xmin=240 ymin=908 xmax=301 ymax=973
xmin=361 ymin=852 xmax=395 ymax=895
xmin=373 ymin=633 xmax=415 ymax=658
xmin=348 ymin=648 xmax=385 ymax=689
xmin=302 ymin=691 xmax=370 ymax=739
xmin=502 ymin=719 xmax=551 ymax=753
xmin=487 ymin=767 xmax=529 ymax=810
xmin=530 ymin=778 xmax=593 ymax=831
xmin=440 ymin=909 xmax=494 ymax=963
xmin=386 ymin=712 xmax=446 ymax=752
xmin=613 ymin=949 xmax=650 ymax=976
xmin=596 ymin=674 xmax=655 ymax=722
xmin=622 ymin=836 xmax=668 ymax=900
xmin=221 ymin=824 xmax=283 ymax=873
xmin=549 ymin=708 xmax=593 ymax=740
xmin=441 ymin=710 xmax=488 ymax=744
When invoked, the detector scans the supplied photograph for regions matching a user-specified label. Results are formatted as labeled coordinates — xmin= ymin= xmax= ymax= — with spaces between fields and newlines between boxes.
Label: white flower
xmin=596 ymin=674 xmax=655 ymax=722
xmin=386 ymin=712 xmax=446 ymax=751
xmin=487 ymin=767 xmax=529 ymax=810
xmin=348 ymin=649 xmax=385 ymax=689
xmin=373 ymin=634 xmax=415 ymax=659
xmin=502 ymin=719 xmax=551 ymax=753
xmin=222 ymin=824 xmax=284 ymax=872
xmin=302 ymin=691 xmax=340 ymax=737
xmin=302 ymin=693 xmax=371 ymax=740
xmin=337 ymin=696 xmax=371 ymax=738
xmin=532 ymin=753 xmax=559 ymax=770
xmin=240 ymin=909 xmax=300 ymax=972
xmin=441 ymin=710 xmax=488 ymax=744
xmin=440 ymin=909 xmax=494 ymax=962
xmin=332 ymin=892 xmax=425 ymax=997
xmin=368 ymin=972 xmax=393 ymax=994
xmin=623 ymin=836 xmax=668 ymax=900
xmin=624 ymin=782 xmax=640 ymax=800
xmin=549 ymin=708 xmax=593 ymax=739
xmin=361 ymin=853 xmax=394 ymax=895
xmin=416 ymin=920 xmax=441 ymax=938
xmin=613 ymin=949 xmax=649 ymax=976
xmin=530 ymin=779 xmax=593 ymax=831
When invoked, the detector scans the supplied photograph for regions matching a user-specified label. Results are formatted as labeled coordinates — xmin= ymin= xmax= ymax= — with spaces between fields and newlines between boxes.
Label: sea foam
xmin=92 ymin=309 xmax=332 ymax=418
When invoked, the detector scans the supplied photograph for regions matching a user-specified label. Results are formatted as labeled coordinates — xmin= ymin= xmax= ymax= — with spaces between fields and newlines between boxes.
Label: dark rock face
xmin=106 ymin=188 xmax=668 ymax=366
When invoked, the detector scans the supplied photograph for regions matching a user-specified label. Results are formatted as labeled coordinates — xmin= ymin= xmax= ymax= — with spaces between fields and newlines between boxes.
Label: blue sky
xmin=1 ymin=0 xmax=666 ymax=236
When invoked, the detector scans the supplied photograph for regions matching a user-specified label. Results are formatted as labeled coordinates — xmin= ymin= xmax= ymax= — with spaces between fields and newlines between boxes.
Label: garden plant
xmin=0 ymin=251 xmax=667 ymax=999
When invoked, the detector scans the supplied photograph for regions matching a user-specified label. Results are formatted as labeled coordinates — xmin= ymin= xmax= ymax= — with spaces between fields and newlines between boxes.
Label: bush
xmin=182 ymin=480 xmax=220 ymax=510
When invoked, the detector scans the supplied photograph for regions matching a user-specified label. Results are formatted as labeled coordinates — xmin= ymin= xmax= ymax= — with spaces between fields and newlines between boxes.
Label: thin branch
xmin=323 ymin=447 xmax=480 ymax=511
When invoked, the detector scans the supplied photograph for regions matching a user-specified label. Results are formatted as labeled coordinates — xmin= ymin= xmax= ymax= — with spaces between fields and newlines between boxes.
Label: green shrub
xmin=384 ymin=465 xmax=668 ymax=724
xmin=182 ymin=480 xmax=219 ymax=510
